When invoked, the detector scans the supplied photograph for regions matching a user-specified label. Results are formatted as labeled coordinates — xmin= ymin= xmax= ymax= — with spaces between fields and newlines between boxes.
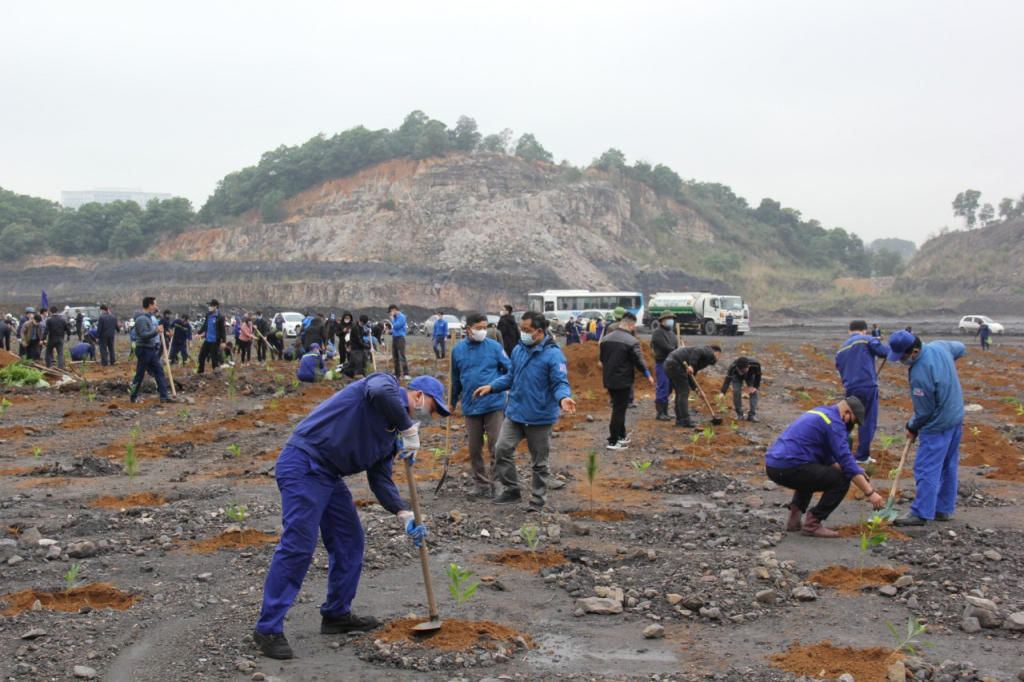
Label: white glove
xmin=398 ymin=422 xmax=420 ymax=460
xmin=397 ymin=510 xmax=415 ymax=526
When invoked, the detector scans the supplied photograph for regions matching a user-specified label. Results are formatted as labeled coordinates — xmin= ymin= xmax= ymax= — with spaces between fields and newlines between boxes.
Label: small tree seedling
xmin=179 ymin=408 xmax=191 ymax=422
xmin=885 ymin=616 xmax=934 ymax=655
xmin=227 ymin=367 xmax=237 ymax=399
xmin=859 ymin=516 xmax=888 ymax=576
xmin=796 ymin=391 xmax=812 ymax=401
xmin=520 ymin=524 xmax=540 ymax=555
xmin=689 ymin=432 xmax=701 ymax=445
xmin=291 ymin=379 xmax=300 ymax=388
xmin=64 ymin=563 xmax=81 ymax=592
xmin=630 ymin=460 xmax=652 ymax=476
xmin=730 ymin=420 xmax=739 ymax=432
xmin=444 ymin=562 xmax=480 ymax=615
xmin=124 ymin=442 xmax=139 ymax=490
xmin=128 ymin=426 xmax=140 ymax=442
xmin=227 ymin=443 xmax=241 ymax=459
xmin=0 ymin=398 xmax=11 ymax=420
xmin=225 ymin=502 xmax=246 ymax=527
xmin=970 ymin=426 xmax=980 ymax=436
xmin=586 ymin=449 xmax=598 ymax=514
xmin=32 ymin=447 xmax=42 ymax=459
xmin=269 ymin=399 xmax=279 ymax=410
xmin=702 ymin=424 xmax=715 ymax=442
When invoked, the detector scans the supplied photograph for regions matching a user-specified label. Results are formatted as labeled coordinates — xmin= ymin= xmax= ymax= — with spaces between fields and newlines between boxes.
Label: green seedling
xmin=0 ymin=398 xmax=12 ymax=420
xmin=274 ymin=388 xmax=285 ymax=399
xmin=432 ymin=447 xmax=445 ymax=459
xmin=824 ymin=387 xmax=839 ymax=401
xmin=227 ymin=443 xmax=241 ymax=459
xmin=225 ymin=501 xmax=246 ymax=526
xmin=33 ymin=447 xmax=42 ymax=459
xmin=689 ymin=432 xmax=701 ymax=445
xmin=520 ymin=524 xmax=540 ymax=555
xmin=859 ymin=516 xmax=888 ymax=576
xmin=444 ymin=562 xmax=480 ymax=615
xmin=269 ymin=399 xmax=279 ymax=410
xmin=586 ymin=449 xmax=598 ymax=514
xmin=124 ymin=442 xmax=139 ymax=489
xmin=274 ymin=374 xmax=285 ymax=383
xmin=179 ymin=408 xmax=191 ymax=422
xmin=878 ymin=432 xmax=904 ymax=450
xmin=80 ymin=375 xmax=90 ymax=400
xmin=227 ymin=367 xmax=237 ymax=399
xmin=885 ymin=616 xmax=934 ymax=655
xmin=585 ymin=389 xmax=594 ymax=401
xmin=702 ymin=424 xmax=715 ymax=442
xmin=796 ymin=391 xmax=812 ymax=401
xmin=128 ymin=426 xmax=140 ymax=442
xmin=64 ymin=563 xmax=81 ymax=591
xmin=630 ymin=460 xmax=652 ymax=476
xmin=87 ymin=392 xmax=96 ymax=403
xmin=970 ymin=426 xmax=980 ymax=436
xmin=291 ymin=379 xmax=299 ymax=389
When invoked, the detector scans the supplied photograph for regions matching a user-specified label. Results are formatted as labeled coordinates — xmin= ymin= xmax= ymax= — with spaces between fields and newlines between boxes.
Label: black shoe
xmin=747 ymin=413 xmax=759 ymax=423
xmin=321 ymin=612 xmax=381 ymax=634
xmin=526 ymin=503 xmax=543 ymax=513
xmin=252 ymin=630 xmax=294 ymax=659
xmin=491 ymin=491 xmax=522 ymax=505
xmin=628 ymin=402 xmax=638 ymax=409
xmin=893 ymin=512 xmax=927 ymax=527
xmin=160 ymin=397 xmax=178 ymax=403
xmin=934 ymin=512 xmax=954 ymax=522
xmin=675 ymin=421 xmax=697 ymax=428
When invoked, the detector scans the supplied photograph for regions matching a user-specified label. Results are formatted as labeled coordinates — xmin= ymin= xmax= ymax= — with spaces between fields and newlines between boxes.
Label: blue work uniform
xmin=906 ymin=341 xmax=965 ymax=520
xmin=835 ymin=333 xmax=891 ymax=462
xmin=297 ymin=350 xmax=325 ymax=383
xmin=432 ymin=317 xmax=449 ymax=359
xmin=169 ymin=318 xmax=193 ymax=364
xmin=255 ymin=373 xmax=413 ymax=636
xmin=70 ymin=342 xmax=95 ymax=361
xmin=975 ymin=324 xmax=992 ymax=350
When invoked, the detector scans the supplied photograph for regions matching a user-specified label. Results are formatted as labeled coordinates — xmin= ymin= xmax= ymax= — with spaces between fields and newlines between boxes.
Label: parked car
xmin=276 ymin=312 xmax=305 ymax=337
xmin=423 ymin=314 xmax=465 ymax=339
xmin=544 ymin=311 xmax=575 ymax=335
xmin=958 ymin=315 xmax=1004 ymax=335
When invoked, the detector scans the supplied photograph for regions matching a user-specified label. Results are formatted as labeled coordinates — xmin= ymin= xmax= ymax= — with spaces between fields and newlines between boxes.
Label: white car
xmin=958 ymin=315 xmax=1004 ymax=335
xmin=423 ymin=314 xmax=465 ymax=339
xmin=275 ymin=312 xmax=305 ymax=337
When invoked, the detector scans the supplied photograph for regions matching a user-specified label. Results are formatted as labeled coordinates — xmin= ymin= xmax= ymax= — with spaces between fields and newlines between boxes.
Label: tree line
xmin=952 ymin=189 xmax=1024 ymax=230
xmin=0 ymin=187 xmax=195 ymax=261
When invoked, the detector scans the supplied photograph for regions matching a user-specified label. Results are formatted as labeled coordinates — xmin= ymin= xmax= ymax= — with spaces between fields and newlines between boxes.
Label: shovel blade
xmin=412 ymin=617 xmax=443 ymax=632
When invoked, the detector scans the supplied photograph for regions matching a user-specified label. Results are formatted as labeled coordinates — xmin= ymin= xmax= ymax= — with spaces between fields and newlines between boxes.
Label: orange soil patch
xmin=0 ymin=466 xmax=38 ymax=476
xmin=563 ymin=342 xmax=656 ymax=395
xmin=0 ymin=426 xmax=28 ymax=441
xmin=959 ymin=423 xmax=1024 ymax=481
xmin=771 ymin=640 xmax=902 ymax=682
xmin=663 ymin=457 xmax=714 ymax=471
xmin=0 ymin=348 xmax=22 ymax=368
xmin=830 ymin=523 xmax=911 ymax=541
xmin=569 ymin=508 xmax=628 ymax=521
xmin=185 ymin=529 xmax=278 ymax=553
xmin=372 ymin=617 xmax=533 ymax=651
xmin=60 ymin=408 xmax=108 ymax=429
xmin=0 ymin=583 xmax=139 ymax=616
xmin=15 ymin=477 xmax=69 ymax=488
xmin=89 ymin=492 xmax=166 ymax=508
xmin=571 ymin=478 xmax=651 ymax=506
xmin=489 ymin=549 xmax=569 ymax=572
xmin=808 ymin=565 xmax=904 ymax=593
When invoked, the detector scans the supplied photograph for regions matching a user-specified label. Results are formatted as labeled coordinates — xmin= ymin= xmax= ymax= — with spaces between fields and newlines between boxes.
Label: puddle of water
xmin=532 ymin=632 xmax=678 ymax=668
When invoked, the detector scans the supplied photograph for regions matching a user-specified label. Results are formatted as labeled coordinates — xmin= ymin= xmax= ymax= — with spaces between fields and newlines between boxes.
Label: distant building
xmin=61 ymin=188 xmax=173 ymax=210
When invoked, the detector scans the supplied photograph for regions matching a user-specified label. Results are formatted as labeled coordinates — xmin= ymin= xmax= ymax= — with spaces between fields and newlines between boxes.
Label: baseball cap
xmin=207 ymin=299 xmax=220 ymax=307
xmin=26 ymin=307 xmax=35 ymax=313
xmin=407 ymin=376 xmax=452 ymax=417
xmin=886 ymin=330 xmax=916 ymax=362
xmin=309 ymin=343 xmax=320 ymax=350
xmin=845 ymin=395 xmax=866 ymax=425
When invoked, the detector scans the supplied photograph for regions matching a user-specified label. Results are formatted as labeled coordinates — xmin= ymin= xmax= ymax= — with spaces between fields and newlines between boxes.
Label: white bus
xmin=527 ymin=290 xmax=645 ymax=319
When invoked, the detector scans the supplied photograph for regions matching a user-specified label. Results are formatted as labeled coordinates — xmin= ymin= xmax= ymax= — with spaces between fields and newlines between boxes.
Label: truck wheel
xmin=703 ymin=320 xmax=717 ymax=336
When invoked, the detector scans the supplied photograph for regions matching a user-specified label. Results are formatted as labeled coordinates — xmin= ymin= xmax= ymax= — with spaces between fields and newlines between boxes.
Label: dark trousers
xmin=765 ymin=463 xmax=850 ymax=521
xmin=465 ymin=409 xmax=503 ymax=489
xmin=26 ymin=340 xmax=41 ymax=361
xmin=197 ymin=340 xmax=222 ymax=373
xmin=432 ymin=336 xmax=447 ymax=359
xmin=1 ymin=331 xmax=9 ymax=352
xmin=342 ymin=350 xmax=367 ymax=379
xmin=169 ymin=341 xmax=189 ymax=364
xmin=664 ymin=359 xmax=693 ymax=425
xmin=730 ymin=377 xmax=759 ymax=416
xmin=99 ymin=337 xmax=116 ymax=366
xmin=391 ymin=336 xmax=408 ymax=377
xmin=256 ymin=338 xmax=267 ymax=362
xmin=269 ymin=336 xmax=284 ymax=360
xmin=608 ymin=387 xmax=632 ymax=445
xmin=239 ymin=339 xmax=252 ymax=363
xmin=130 ymin=345 xmax=169 ymax=401
xmin=45 ymin=339 xmax=65 ymax=369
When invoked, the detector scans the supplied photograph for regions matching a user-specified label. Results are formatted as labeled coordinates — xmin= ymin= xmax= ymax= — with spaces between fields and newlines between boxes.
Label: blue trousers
xmin=910 ymin=424 xmax=961 ymax=520
xmin=432 ymin=336 xmax=446 ymax=359
xmin=129 ymin=345 xmax=169 ymax=400
xmin=256 ymin=446 xmax=364 ymax=635
xmin=846 ymin=386 xmax=878 ymax=462
xmin=655 ymin=363 xmax=673 ymax=404
xmin=169 ymin=341 xmax=189 ymax=364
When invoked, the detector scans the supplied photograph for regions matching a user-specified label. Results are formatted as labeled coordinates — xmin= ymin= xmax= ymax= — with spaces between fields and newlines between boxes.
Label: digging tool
xmin=403 ymin=458 xmax=443 ymax=631
xmin=434 ymin=456 xmax=450 ymax=496
xmin=160 ymin=335 xmax=177 ymax=398
xmin=435 ymin=348 xmax=454 ymax=496
xmin=690 ymin=376 xmax=723 ymax=426
xmin=874 ymin=438 xmax=914 ymax=521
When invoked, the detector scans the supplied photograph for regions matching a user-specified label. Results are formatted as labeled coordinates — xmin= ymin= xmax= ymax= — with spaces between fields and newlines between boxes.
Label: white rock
xmin=73 ymin=666 xmax=98 ymax=679
xmin=576 ymin=597 xmax=623 ymax=615
xmin=1003 ymin=612 xmax=1024 ymax=631
xmin=643 ymin=624 xmax=665 ymax=639
xmin=480 ymin=529 xmax=490 ymax=537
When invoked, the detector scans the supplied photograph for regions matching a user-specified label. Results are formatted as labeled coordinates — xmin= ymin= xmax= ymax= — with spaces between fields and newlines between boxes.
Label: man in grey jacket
xmin=129 ymin=297 xmax=174 ymax=404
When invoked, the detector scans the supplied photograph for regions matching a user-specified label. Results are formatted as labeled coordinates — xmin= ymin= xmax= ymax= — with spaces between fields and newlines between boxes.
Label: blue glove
xmin=406 ymin=518 xmax=428 ymax=547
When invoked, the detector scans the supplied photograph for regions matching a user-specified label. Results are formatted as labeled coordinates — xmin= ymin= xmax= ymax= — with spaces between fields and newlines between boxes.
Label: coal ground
xmin=1 ymin=328 xmax=1023 ymax=682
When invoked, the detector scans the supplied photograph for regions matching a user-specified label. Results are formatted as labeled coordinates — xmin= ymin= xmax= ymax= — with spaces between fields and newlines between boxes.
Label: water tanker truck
xmin=645 ymin=292 xmax=750 ymax=335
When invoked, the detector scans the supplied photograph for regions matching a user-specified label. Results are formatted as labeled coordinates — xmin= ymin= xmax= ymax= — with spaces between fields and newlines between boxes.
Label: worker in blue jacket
xmin=451 ymin=312 xmax=512 ymax=497
xmin=432 ymin=310 xmax=450 ymax=360
xmin=887 ymin=331 xmax=966 ymax=526
xmin=69 ymin=341 xmax=96 ymax=362
xmin=388 ymin=304 xmax=410 ymax=380
xmin=252 ymin=374 xmax=451 ymax=660
xmin=473 ymin=311 xmax=577 ymax=512
xmin=765 ymin=397 xmax=884 ymax=537
xmin=169 ymin=314 xmax=193 ymax=365
xmin=974 ymin=322 xmax=992 ymax=351
xmin=835 ymin=320 xmax=891 ymax=464
xmin=297 ymin=343 xmax=325 ymax=383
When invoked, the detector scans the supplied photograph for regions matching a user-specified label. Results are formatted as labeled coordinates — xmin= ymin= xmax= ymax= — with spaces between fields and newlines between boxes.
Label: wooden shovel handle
xmin=886 ymin=439 xmax=913 ymax=504
xmin=404 ymin=458 xmax=439 ymax=620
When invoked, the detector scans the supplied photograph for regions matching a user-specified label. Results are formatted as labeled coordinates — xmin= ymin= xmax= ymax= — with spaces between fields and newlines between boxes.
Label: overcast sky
xmin=3 ymin=1 xmax=1022 ymax=247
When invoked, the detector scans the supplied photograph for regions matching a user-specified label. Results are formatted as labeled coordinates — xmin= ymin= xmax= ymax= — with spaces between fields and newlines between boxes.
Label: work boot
xmin=785 ymin=505 xmax=804 ymax=532
xmin=491 ymin=490 xmax=522 ymax=506
xmin=467 ymin=485 xmax=491 ymax=498
xmin=655 ymin=403 xmax=673 ymax=421
xmin=893 ymin=512 xmax=927 ymax=527
xmin=252 ymin=630 xmax=294 ymax=659
xmin=801 ymin=513 xmax=839 ymax=538
xmin=160 ymin=397 xmax=178 ymax=403
xmin=321 ymin=612 xmax=381 ymax=634
xmin=747 ymin=412 xmax=759 ymax=423
xmin=675 ymin=421 xmax=697 ymax=428
xmin=934 ymin=512 xmax=954 ymax=522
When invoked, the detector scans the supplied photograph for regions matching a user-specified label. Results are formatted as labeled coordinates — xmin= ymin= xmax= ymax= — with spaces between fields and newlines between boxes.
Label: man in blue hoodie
xmin=431 ymin=310 xmax=450 ymax=360
xmin=887 ymin=331 xmax=966 ymax=527
xmin=251 ymin=374 xmax=450 ymax=660
xmin=388 ymin=304 xmax=410 ymax=380
xmin=473 ymin=312 xmax=576 ymax=512
xmin=835 ymin=320 xmax=891 ymax=464
xmin=297 ymin=343 xmax=325 ymax=383
xmin=452 ymin=312 xmax=512 ymax=497
xmin=129 ymin=297 xmax=174 ymax=404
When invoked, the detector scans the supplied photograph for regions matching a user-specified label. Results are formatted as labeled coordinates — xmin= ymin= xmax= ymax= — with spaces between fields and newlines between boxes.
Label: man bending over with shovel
xmin=252 ymin=374 xmax=451 ymax=659
xmin=765 ymin=397 xmax=884 ymax=537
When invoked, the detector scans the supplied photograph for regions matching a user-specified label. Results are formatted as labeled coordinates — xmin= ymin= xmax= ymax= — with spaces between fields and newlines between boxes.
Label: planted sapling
xmin=227 ymin=443 xmax=241 ymax=459
xmin=444 ymin=562 xmax=480 ymax=615
xmin=885 ymin=616 xmax=934 ymax=655
xmin=0 ymin=398 xmax=11 ymax=420
xmin=179 ymin=408 xmax=191 ymax=422
xmin=124 ymin=442 xmax=139 ymax=490
xmin=33 ymin=447 xmax=41 ymax=459
xmin=859 ymin=516 xmax=888 ymax=576
xmin=225 ymin=502 xmax=246 ymax=528
xmin=64 ymin=563 xmax=81 ymax=592
xmin=630 ymin=460 xmax=652 ymax=477
xmin=702 ymin=424 xmax=715 ymax=442
xmin=586 ymin=449 xmax=598 ymax=514
xmin=520 ymin=524 xmax=540 ymax=555
xmin=227 ymin=367 xmax=237 ymax=399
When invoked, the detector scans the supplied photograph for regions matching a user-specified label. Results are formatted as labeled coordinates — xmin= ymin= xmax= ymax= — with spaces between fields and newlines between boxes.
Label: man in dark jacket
xmin=254 ymin=311 xmax=271 ymax=363
xmin=169 ymin=314 xmax=193 ymax=365
xmin=43 ymin=306 xmax=69 ymax=370
xmin=497 ymin=305 xmax=518 ymax=358
xmin=342 ymin=314 xmax=373 ymax=379
xmin=197 ymin=299 xmax=228 ymax=374
xmin=650 ymin=310 xmax=679 ymax=421
xmin=303 ymin=314 xmax=328 ymax=353
xmin=600 ymin=313 xmax=654 ymax=450
xmin=720 ymin=356 xmax=762 ymax=422
xmin=75 ymin=309 xmax=84 ymax=341
xmin=664 ymin=345 xmax=721 ymax=428
xmin=0 ymin=316 xmax=11 ymax=352
xmin=96 ymin=305 xmax=119 ymax=366
xmin=129 ymin=297 xmax=173 ymax=404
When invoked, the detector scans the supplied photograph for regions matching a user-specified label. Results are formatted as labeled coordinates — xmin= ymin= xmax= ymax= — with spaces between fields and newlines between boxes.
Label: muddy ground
xmin=1 ymin=329 xmax=1022 ymax=682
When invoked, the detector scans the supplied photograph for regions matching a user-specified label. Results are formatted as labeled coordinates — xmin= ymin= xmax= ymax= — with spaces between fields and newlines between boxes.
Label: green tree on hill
xmin=108 ymin=215 xmax=146 ymax=258
xmin=514 ymin=133 xmax=553 ymax=163
xmin=0 ymin=223 xmax=45 ymax=260
xmin=450 ymin=116 xmax=481 ymax=152
xmin=952 ymin=189 xmax=982 ymax=229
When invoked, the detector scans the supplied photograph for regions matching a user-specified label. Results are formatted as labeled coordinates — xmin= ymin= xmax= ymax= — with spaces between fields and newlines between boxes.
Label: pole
xmin=160 ymin=333 xmax=177 ymax=398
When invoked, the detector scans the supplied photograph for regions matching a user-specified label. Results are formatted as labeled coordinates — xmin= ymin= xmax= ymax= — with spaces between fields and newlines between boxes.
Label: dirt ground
xmin=1 ymin=329 xmax=1022 ymax=682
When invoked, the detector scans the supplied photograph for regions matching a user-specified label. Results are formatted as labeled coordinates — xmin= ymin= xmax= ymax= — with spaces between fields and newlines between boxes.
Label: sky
xmin=3 ymin=1 xmax=1022 ymax=247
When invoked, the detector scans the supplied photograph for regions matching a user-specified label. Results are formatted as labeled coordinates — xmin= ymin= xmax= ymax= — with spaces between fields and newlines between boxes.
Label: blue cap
xmin=407 ymin=375 xmax=452 ymax=417
xmin=26 ymin=307 xmax=35 ymax=313
xmin=309 ymin=343 xmax=320 ymax=350
xmin=887 ymin=330 xmax=916 ymax=362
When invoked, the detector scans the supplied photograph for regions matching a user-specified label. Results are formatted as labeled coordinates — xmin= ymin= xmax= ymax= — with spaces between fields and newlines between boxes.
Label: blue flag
xmin=41 ymin=290 xmax=48 ymax=310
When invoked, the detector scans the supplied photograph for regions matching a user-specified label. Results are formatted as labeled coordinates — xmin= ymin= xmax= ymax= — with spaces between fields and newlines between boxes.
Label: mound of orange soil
xmin=771 ymin=640 xmax=902 ymax=682
xmin=1 ymin=583 xmax=139 ymax=616
xmin=373 ymin=617 xmax=533 ymax=651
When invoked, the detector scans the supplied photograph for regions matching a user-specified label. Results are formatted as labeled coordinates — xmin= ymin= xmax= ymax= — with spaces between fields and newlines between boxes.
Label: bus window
xmin=545 ymin=301 xmax=554 ymax=312
xmin=619 ymin=296 xmax=637 ymax=308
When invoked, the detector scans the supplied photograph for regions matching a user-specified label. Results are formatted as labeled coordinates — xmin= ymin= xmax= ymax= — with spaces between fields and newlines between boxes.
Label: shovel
xmin=876 ymin=439 xmax=913 ymax=521
xmin=403 ymin=458 xmax=443 ymax=631
xmin=691 ymin=377 xmax=723 ymax=426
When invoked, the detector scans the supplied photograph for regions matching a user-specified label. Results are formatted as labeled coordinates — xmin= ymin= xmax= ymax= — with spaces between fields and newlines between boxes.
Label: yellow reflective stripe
xmin=807 ymin=410 xmax=832 ymax=425
xmin=836 ymin=339 xmax=869 ymax=354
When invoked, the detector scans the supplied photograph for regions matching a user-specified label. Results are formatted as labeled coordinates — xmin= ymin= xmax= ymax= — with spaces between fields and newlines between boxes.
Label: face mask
xmin=900 ymin=357 xmax=913 ymax=366
xmin=208 ymin=307 xmax=215 ymax=313
xmin=414 ymin=396 xmax=431 ymax=420
xmin=471 ymin=329 xmax=487 ymax=342
xmin=521 ymin=331 xmax=538 ymax=346
xmin=664 ymin=319 xmax=674 ymax=328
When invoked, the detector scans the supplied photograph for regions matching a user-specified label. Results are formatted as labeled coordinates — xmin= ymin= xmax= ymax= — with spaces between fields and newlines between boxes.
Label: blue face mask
xmin=521 ymin=331 xmax=538 ymax=346
xmin=900 ymin=356 xmax=914 ymax=366
xmin=664 ymin=319 xmax=675 ymax=328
